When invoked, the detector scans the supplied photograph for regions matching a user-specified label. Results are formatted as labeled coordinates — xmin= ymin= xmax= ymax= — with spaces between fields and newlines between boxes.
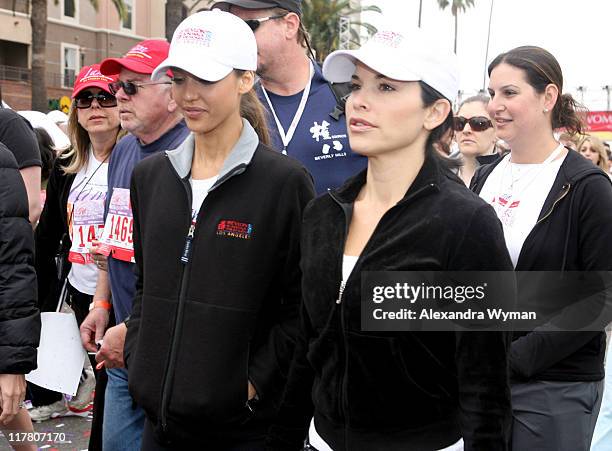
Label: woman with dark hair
xmin=471 ymin=45 xmax=612 ymax=451
xmin=266 ymin=21 xmax=513 ymax=451
xmin=454 ymin=95 xmax=498 ymax=185
xmin=30 ymin=64 xmax=121 ymax=423
xmin=124 ymin=11 xmax=314 ymax=449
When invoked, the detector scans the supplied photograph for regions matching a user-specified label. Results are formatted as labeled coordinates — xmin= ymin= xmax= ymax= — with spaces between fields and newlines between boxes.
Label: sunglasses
xmin=453 ymin=116 xmax=494 ymax=132
xmin=243 ymin=13 xmax=288 ymax=32
xmin=108 ymin=80 xmax=172 ymax=96
xmin=75 ymin=91 xmax=117 ymax=109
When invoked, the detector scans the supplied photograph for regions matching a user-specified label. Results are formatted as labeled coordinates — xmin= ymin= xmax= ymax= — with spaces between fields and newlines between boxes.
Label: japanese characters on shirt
xmin=99 ymin=187 xmax=134 ymax=262
xmin=67 ymin=153 xmax=108 ymax=265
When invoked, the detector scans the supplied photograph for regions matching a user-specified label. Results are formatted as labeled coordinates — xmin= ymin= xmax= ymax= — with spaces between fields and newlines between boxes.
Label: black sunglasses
xmin=453 ymin=116 xmax=494 ymax=132
xmin=108 ymin=80 xmax=172 ymax=96
xmin=243 ymin=13 xmax=288 ymax=32
xmin=75 ymin=91 xmax=117 ymax=109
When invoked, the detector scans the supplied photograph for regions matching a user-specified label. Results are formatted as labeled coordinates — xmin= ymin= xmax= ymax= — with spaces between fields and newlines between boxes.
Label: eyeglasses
xmin=108 ymin=80 xmax=172 ymax=96
xmin=453 ymin=116 xmax=494 ymax=132
xmin=243 ymin=13 xmax=288 ymax=32
xmin=75 ymin=91 xmax=117 ymax=109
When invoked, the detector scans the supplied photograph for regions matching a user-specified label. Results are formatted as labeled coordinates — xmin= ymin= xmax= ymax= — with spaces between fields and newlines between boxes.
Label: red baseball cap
xmin=99 ymin=39 xmax=170 ymax=76
xmin=72 ymin=64 xmax=118 ymax=98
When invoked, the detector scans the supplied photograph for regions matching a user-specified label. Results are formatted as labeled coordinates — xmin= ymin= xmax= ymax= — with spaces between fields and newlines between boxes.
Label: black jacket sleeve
xmin=509 ymin=174 xmax=612 ymax=379
xmin=247 ymin=167 xmax=315 ymax=408
xmin=34 ymin=159 xmax=71 ymax=312
xmin=449 ymin=204 xmax=513 ymax=451
xmin=0 ymin=145 xmax=41 ymax=374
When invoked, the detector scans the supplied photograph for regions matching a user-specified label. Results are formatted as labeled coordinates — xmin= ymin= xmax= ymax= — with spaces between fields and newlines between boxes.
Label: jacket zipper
xmin=535 ymin=183 xmax=571 ymax=226
xmin=328 ymin=183 xmax=436 ymax=449
xmin=159 ymin=158 xmax=247 ymax=434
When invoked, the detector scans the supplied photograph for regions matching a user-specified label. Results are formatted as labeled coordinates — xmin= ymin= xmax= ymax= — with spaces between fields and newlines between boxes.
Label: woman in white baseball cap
xmin=266 ymin=20 xmax=513 ymax=451
xmin=125 ymin=10 xmax=315 ymax=450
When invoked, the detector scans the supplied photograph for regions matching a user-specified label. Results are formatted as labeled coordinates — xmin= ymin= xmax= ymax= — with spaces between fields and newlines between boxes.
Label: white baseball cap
xmin=323 ymin=22 xmax=460 ymax=102
xmin=151 ymin=10 xmax=257 ymax=82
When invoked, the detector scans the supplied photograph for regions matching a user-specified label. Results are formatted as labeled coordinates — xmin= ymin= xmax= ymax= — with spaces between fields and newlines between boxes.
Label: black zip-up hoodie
xmin=267 ymin=154 xmax=514 ymax=451
xmin=470 ymin=149 xmax=612 ymax=382
xmin=124 ymin=120 xmax=315 ymax=446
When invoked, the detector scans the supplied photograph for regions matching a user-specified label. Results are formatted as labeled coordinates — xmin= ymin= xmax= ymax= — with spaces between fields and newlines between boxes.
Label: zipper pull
xmin=336 ymin=280 xmax=346 ymax=304
xmin=180 ymin=223 xmax=196 ymax=264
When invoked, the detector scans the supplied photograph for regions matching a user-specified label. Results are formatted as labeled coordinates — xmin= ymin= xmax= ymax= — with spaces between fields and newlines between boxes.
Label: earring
xmin=543 ymin=108 xmax=549 ymax=113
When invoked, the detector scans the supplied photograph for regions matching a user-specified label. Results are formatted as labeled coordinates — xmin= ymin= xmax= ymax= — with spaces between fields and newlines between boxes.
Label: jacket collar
xmin=331 ymin=151 xmax=443 ymax=205
xmin=165 ymin=118 xmax=259 ymax=187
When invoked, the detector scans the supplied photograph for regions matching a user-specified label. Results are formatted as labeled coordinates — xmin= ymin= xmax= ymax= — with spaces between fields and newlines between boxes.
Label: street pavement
xmin=0 ymin=414 xmax=91 ymax=450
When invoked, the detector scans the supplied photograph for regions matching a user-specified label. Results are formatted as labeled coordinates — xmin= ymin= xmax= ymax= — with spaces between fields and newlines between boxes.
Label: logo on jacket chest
xmin=216 ymin=220 xmax=253 ymax=240
xmin=310 ymin=120 xmax=348 ymax=161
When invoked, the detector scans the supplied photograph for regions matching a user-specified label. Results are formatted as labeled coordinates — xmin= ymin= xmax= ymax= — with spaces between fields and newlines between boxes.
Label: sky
xmin=362 ymin=0 xmax=612 ymax=110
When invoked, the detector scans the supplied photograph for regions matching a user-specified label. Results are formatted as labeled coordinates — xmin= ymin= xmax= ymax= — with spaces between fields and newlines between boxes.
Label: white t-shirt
xmin=190 ymin=176 xmax=218 ymax=222
xmin=67 ymin=149 xmax=109 ymax=295
xmin=479 ymin=145 xmax=566 ymax=267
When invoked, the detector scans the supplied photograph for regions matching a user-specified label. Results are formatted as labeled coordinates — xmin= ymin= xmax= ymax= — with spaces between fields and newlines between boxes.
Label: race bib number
xmin=68 ymin=199 xmax=105 ymax=264
xmin=100 ymin=188 xmax=135 ymax=263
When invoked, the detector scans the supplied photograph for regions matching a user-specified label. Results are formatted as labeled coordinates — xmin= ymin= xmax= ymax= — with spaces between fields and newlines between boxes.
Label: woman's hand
xmin=0 ymin=374 xmax=26 ymax=425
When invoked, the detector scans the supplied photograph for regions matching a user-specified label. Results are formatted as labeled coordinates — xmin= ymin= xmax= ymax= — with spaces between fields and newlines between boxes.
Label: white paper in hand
xmin=26 ymin=312 xmax=86 ymax=396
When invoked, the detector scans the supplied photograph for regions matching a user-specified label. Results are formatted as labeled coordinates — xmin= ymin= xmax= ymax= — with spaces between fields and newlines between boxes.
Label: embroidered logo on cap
xmin=216 ymin=220 xmax=253 ymax=240
xmin=79 ymin=67 xmax=114 ymax=83
xmin=372 ymin=31 xmax=404 ymax=48
xmin=126 ymin=44 xmax=153 ymax=60
xmin=175 ymin=28 xmax=213 ymax=47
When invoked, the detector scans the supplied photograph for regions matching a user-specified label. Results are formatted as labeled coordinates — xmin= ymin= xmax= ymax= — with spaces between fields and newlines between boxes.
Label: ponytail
xmin=552 ymin=93 xmax=586 ymax=136
xmin=240 ymin=88 xmax=270 ymax=146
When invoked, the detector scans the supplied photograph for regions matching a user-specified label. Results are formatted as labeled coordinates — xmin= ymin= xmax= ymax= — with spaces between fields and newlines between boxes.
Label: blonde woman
xmin=579 ymin=134 xmax=609 ymax=172
xmin=31 ymin=64 xmax=121 ymax=423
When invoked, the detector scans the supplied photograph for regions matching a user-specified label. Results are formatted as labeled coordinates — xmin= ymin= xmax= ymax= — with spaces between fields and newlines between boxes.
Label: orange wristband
xmin=92 ymin=300 xmax=112 ymax=311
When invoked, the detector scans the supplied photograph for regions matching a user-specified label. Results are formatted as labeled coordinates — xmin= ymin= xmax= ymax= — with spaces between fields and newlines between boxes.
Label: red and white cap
xmin=323 ymin=21 xmax=460 ymax=102
xmin=72 ymin=64 xmax=117 ymax=98
xmin=151 ymin=10 xmax=257 ymax=82
xmin=100 ymin=39 xmax=171 ymax=76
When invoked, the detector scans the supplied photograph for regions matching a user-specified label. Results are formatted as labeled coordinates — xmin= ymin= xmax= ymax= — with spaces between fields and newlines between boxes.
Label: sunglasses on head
xmin=243 ymin=12 xmax=288 ymax=32
xmin=75 ymin=91 xmax=117 ymax=109
xmin=108 ymin=80 xmax=172 ymax=96
xmin=453 ymin=116 xmax=494 ymax=132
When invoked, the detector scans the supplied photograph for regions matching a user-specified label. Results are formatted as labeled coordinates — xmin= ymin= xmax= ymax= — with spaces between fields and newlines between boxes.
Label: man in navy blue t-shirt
xmin=214 ymin=0 xmax=366 ymax=194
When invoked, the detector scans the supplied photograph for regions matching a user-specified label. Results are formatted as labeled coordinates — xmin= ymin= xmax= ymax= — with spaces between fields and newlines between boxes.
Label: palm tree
xmin=29 ymin=0 xmax=127 ymax=112
xmin=301 ymin=0 xmax=381 ymax=61
xmin=166 ymin=0 xmax=187 ymax=42
xmin=437 ymin=0 xmax=475 ymax=54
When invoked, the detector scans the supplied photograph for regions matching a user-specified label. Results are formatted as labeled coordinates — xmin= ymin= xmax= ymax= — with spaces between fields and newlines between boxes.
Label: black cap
xmin=213 ymin=0 xmax=302 ymax=16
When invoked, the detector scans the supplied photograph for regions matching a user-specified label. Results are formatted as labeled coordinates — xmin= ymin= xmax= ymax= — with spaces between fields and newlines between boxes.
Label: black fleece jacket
xmin=124 ymin=124 xmax=315 ymax=446
xmin=267 ymin=154 xmax=513 ymax=451
xmin=471 ymin=149 xmax=612 ymax=382
xmin=0 ymin=144 xmax=40 ymax=374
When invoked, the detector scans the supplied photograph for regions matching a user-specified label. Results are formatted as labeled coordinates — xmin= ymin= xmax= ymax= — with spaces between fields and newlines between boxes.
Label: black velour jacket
xmin=267 ymin=153 xmax=514 ymax=451
xmin=124 ymin=121 xmax=315 ymax=446
xmin=471 ymin=148 xmax=612 ymax=382
xmin=0 ymin=144 xmax=40 ymax=374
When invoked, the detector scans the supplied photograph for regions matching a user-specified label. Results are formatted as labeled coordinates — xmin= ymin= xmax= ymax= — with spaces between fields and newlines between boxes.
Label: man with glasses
xmin=214 ymin=0 xmax=366 ymax=194
xmin=79 ymin=40 xmax=188 ymax=451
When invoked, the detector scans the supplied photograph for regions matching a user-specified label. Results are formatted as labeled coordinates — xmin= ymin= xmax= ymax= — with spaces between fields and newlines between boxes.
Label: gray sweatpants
xmin=512 ymin=380 xmax=604 ymax=451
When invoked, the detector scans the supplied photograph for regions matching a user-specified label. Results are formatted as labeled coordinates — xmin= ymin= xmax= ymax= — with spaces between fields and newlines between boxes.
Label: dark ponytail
xmin=419 ymin=81 xmax=460 ymax=170
xmin=488 ymin=46 xmax=585 ymax=135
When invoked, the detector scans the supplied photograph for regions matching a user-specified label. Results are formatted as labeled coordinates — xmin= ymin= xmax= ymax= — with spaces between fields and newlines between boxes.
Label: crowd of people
xmin=1 ymin=0 xmax=612 ymax=450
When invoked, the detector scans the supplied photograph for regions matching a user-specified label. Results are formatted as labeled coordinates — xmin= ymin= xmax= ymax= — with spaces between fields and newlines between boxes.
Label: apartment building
xmin=0 ymin=0 xmax=165 ymax=110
